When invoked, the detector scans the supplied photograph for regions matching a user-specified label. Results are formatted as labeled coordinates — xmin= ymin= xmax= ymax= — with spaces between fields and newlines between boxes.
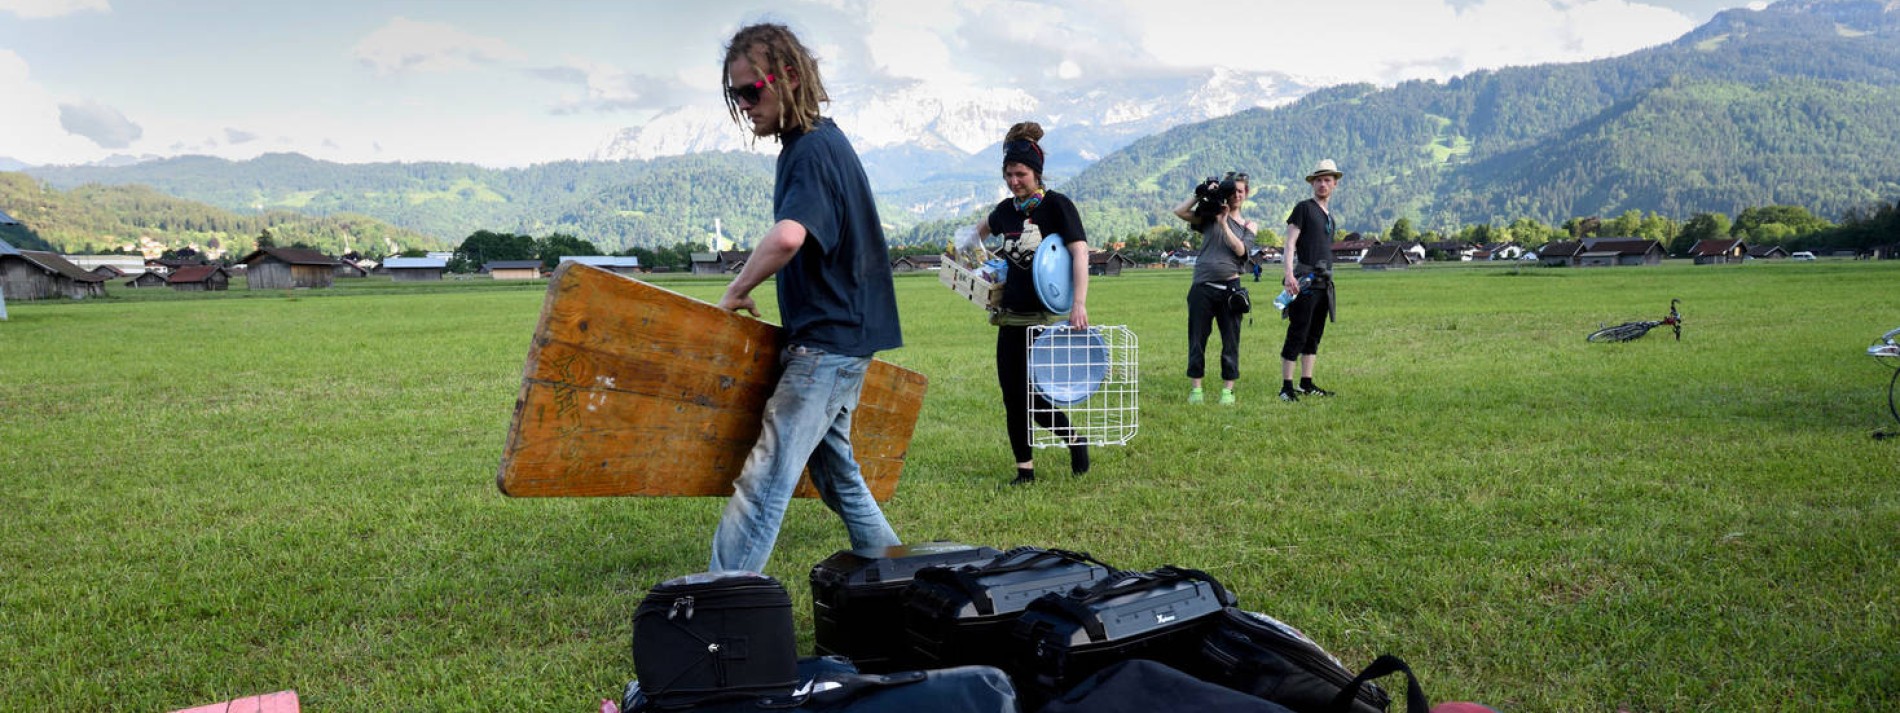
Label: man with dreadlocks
xmin=708 ymin=23 xmax=903 ymax=572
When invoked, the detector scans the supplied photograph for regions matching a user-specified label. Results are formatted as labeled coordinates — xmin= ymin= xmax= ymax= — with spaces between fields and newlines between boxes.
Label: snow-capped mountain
xmin=591 ymin=68 xmax=1319 ymax=218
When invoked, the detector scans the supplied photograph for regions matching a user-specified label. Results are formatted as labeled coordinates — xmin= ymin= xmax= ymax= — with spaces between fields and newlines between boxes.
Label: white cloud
xmin=0 ymin=0 xmax=108 ymax=19
xmin=350 ymin=17 xmax=526 ymax=75
xmin=58 ymin=99 xmax=142 ymax=148
xmin=0 ymin=50 xmax=115 ymax=163
xmin=529 ymin=56 xmax=686 ymax=114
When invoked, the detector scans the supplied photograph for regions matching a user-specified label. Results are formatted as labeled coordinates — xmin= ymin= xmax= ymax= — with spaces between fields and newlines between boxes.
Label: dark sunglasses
xmin=727 ymin=73 xmax=779 ymax=105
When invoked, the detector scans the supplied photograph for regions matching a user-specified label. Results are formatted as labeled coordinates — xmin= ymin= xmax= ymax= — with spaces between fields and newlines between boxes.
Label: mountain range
xmin=13 ymin=0 xmax=1900 ymax=254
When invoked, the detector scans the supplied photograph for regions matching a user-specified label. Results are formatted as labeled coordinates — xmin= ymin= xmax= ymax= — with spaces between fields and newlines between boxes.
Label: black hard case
xmin=1012 ymin=566 xmax=1237 ymax=705
xmin=810 ymin=542 xmax=1004 ymax=672
xmin=1182 ymin=607 xmax=1391 ymax=713
xmin=902 ymin=547 xmax=1113 ymax=672
xmin=632 ymin=571 xmax=798 ymax=710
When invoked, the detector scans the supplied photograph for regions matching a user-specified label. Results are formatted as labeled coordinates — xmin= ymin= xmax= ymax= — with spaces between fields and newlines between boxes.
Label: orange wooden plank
xmin=497 ymin=263 xmax=926 ymax=500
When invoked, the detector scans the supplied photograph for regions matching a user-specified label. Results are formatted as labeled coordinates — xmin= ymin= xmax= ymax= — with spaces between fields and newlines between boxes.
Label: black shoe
xmin=1069 ymin=441 xmax=1090 ymax=475
xmin=1009 ymin=467 xmax=1036 ymax=486
xmin=1299 ymin=384 xmax=1334 ymax=397
xmin=1278 ymin=386 xmax=1300 ymax=402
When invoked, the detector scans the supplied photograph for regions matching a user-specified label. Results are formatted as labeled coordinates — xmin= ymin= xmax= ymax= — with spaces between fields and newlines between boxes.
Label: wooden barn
xmin=1359 ymin=244 xmax=1418 ymax=270
xmin=334 ymin=260 xmax=371 ymax=279
xmin=690 ymin=251 xmax=751 ymax=275
xmin=1088 ymin=251 xmax=1136 ymax=277
xmin=89 ymin=264 xmax=126 ymax=279
xmin=167 ymin=264 xmax=232 ymax=292
xmin=560 ymin=255 xmax=643 ymax=275
xmin=384 ymin=256 xmax=448 ymax=282
xmin=237 ymin=247 xmax=339 ymax=289
xmin=124 ymin=270 xmax=169 ymax=288
xmin=891 ymin=255 xmax=941 ymax=273
xmin=1690 ymin=238 xmax=1748 ymax=265
xmin=483 ymin=260 xmax=544 ymax=280
xmin=1577 ymin=238 xmax=1665 ymax=267
xmin=1 ymin=250 xmax=109 ymax=300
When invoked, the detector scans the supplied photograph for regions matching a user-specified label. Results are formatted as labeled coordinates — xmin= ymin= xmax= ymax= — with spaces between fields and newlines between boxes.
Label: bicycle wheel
xmin=1587 ymin=322 xmax=1651 ymax=343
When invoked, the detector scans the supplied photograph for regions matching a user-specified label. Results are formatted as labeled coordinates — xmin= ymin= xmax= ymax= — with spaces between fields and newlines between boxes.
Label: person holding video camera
xmin=972 ymin=121 xmax=1092 ymax=486
xmin=1171 ymin=173 xmax=1254 ymax=405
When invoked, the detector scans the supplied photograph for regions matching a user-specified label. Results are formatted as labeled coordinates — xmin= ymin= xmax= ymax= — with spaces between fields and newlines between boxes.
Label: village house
xmin=167 ymin=264 xmax=232 ymax=292
xmin=237 ymin=247 xmax=340 ymax=289
xmin=1330 ymin=234 xmax=1380 ymax=263
xmin=385 ymin=256 xmax=449 ymax=282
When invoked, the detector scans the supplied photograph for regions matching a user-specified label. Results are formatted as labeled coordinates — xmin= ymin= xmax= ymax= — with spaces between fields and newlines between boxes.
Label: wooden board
xmin=497 ymin=263 xmax=927 ymax=500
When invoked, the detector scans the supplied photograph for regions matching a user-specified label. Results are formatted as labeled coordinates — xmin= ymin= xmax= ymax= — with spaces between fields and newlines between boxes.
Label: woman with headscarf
xmin=973 ymin=122 xmax=1091 ymax=486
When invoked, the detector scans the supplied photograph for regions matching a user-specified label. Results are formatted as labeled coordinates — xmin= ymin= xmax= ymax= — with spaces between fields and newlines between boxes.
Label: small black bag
xmin=1180 ymin=607 xmax=1392 ymax=713
xmin=1228 ymin=285 xmax=1252 ymax=315
xmin=632 ymin=571 xmax=798 ymax=710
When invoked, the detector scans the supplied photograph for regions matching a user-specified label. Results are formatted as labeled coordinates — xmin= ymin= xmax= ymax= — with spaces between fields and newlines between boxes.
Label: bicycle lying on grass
xmin=1871 ymin=327 xmax=1900 ymax=440
xmin=1587 ymin=299 xmax=1682 ymax=343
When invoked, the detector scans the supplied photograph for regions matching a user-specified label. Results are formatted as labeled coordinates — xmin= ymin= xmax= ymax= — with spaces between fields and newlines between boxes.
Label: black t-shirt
xmin=771 ymin=118 xmax=903 ymax=357
xmin=1285 ymin=199 xmax=1335 ymax=271
xmin=985 ymin=190 xmax=1087 ymax=313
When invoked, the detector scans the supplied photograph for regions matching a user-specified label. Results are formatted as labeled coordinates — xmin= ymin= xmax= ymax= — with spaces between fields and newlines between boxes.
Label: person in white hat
xmin=1277 ymin=159 xmax=1343 ymax=402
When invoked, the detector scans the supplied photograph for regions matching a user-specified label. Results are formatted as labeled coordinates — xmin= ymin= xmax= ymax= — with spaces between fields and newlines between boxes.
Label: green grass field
xmin=3 ymin=261 xmax=1896 ymax=711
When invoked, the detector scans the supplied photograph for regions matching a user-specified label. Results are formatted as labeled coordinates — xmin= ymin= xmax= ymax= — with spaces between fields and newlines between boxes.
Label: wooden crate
xmin=938 ymin=254 xmax=1003 ymax=311
xmin=497 ymin=263 xmax=927 ymax=500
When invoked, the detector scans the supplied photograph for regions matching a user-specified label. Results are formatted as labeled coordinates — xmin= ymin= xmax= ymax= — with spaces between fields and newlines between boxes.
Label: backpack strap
xmin=1329 ymin=654 xmax=1431 ymax=713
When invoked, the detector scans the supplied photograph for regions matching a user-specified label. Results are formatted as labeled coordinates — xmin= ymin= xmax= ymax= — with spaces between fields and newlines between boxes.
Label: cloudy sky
xmin=0 ymin=0 xmax=1766 ymax=168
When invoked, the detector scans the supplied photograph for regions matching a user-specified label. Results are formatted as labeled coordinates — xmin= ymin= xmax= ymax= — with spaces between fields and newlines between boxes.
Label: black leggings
xmin=1186 ymin=281 xmax=1242 ymax=381
xmin=997 ymin=324 xmax=1074 ymax=463
xmin=1280 ymin=286 xmax=1329 ymax=362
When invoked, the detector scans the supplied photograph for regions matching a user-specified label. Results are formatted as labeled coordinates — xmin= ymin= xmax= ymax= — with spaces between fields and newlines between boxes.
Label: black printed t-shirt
xmin=772 ymin=118 xmax=903 ymax=356
xmin=984 ymin=190 xmax=1087 ymax=313
xmin=1285 ymin=199 xmax=1335 ymax=272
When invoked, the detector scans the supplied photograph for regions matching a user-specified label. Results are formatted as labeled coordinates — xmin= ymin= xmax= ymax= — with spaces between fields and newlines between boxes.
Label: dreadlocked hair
xmin=1005 ymin=122 xmax=1044 ymax=144
xmin=723 ymin=23 xmax=829 ymax=137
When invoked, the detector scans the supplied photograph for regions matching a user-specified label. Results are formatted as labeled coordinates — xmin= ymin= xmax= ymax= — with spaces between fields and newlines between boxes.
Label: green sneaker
xmin=1188 ymin=387 xmax=1204 ymax=404
xmin=1219 ymin=388 xmax=1236 ymax=405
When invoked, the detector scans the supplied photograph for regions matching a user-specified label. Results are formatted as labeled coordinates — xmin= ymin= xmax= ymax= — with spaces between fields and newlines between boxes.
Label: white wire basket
xmin=1025 ymin=323 xmax=1139 ymax=448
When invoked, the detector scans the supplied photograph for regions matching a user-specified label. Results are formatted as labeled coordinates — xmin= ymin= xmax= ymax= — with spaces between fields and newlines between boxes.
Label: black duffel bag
xmin=1180 ymin=607 xmax=1396 ymax=713
xmin=632 ymin=571 xmax=798 ymax=710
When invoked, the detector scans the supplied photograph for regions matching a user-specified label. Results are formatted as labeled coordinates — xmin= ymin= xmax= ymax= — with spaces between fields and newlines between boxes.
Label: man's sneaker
xmin=1299 ymin=384 xmax=1334 ymax=397
xmin=1188 ymin=387 xmax=1205 ymax=404
xmin=1219 ymin=388 xmax=1236 ymax=405
xmin=1278 ymin=386 xmax=1300 ymax=402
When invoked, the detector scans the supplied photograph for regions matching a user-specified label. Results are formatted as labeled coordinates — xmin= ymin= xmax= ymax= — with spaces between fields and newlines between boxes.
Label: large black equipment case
xmin=1180 ymin=607 xmax=1392 ymax=713
xmin=1012 ymin=565 xmax=1236 ymax=706
xmin=903 ymin=547 xmax=1113 ymax=673
xmin=810 ymin=542 xmax=1004 ymax=672
xmin=632 ymin=571 xmax=798 ymax=710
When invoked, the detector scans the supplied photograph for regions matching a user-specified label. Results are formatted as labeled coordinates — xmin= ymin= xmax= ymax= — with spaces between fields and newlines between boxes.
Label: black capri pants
xmin=1186 ymin=280 xmax=1243 ymax=381
xmin=1279 ymin=285 xmax=1329 ymax=362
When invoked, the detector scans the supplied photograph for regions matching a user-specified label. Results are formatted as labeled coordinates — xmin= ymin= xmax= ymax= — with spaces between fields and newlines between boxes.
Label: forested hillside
xmin=1063 ymin=0 xmax=1900 ymax=237
xmin=0 ymin=172 xmax=437 ymax=257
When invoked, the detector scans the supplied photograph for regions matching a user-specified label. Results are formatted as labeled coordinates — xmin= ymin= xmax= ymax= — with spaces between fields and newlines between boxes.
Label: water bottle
xmin=1273 ymin=275 xmax=1312 ymax=311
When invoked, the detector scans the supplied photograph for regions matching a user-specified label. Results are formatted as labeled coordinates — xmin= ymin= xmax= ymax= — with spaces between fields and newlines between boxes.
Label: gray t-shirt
xmin=1192 ymin=217 xmax=1252 ymax=283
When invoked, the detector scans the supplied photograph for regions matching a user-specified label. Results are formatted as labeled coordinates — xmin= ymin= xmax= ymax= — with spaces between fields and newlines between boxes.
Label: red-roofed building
xmin=1690 ymin=238 xmax=1748 ymax=265
xmin=167 ymin=264 xmax=232 ymax=292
